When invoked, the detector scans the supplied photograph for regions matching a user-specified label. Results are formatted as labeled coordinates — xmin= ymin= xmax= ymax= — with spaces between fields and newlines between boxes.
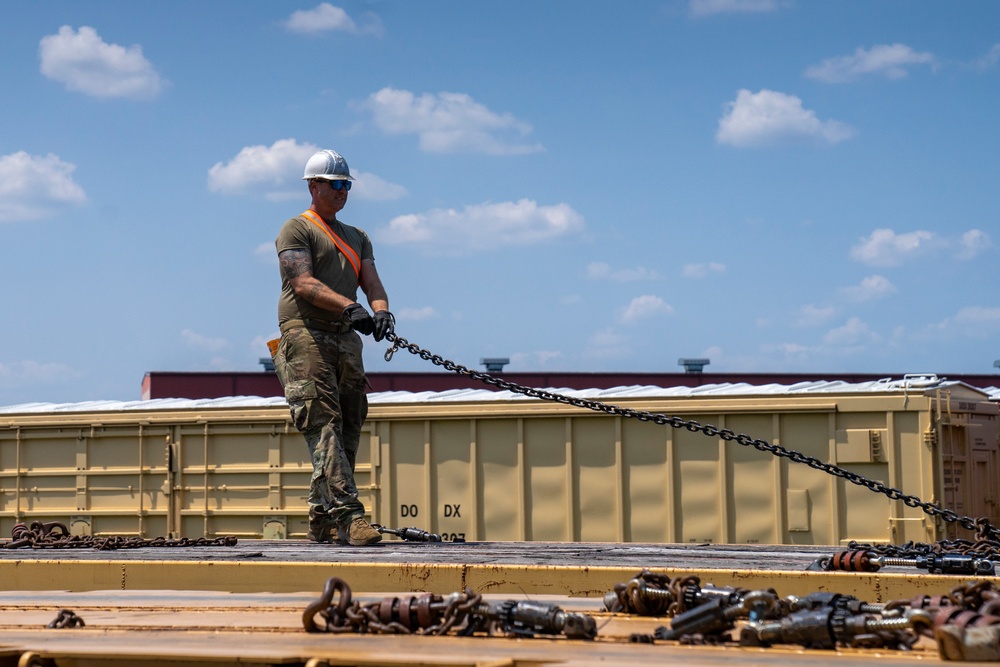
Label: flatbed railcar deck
xmin=0 ymin=540 xmax=984 ymax=601
xmin=0 ymin=540 xmax=990 ymax=664
xmin=0 ymin=589 xmax=943 ymax=667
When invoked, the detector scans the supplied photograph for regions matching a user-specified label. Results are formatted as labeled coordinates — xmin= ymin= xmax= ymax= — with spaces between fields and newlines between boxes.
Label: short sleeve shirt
xmin=275 ymin=213 xmax=375 ymax=325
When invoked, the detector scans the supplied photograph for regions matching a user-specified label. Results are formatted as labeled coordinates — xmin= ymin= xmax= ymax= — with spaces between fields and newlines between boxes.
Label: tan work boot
xmin=344 ymin=517 xmax=382 ymax=546
xmin=307 ymin=507 xmax=335 ymax=543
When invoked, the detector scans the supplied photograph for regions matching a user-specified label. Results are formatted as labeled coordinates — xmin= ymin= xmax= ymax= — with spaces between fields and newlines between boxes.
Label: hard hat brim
xmin=302 ymin=175 xmax=355 ymax=181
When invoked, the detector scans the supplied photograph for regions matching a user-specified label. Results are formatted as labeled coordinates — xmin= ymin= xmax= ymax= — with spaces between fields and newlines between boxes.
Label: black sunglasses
xmin=323 ymin=180 xmax=351 ymax=191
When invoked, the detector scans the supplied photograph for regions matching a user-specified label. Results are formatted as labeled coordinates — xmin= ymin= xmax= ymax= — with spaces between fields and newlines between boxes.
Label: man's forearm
xmin=293 ymin=275 xmax=353 ymax=315
xmin=367 ymin=289 xmax=389 ymax=313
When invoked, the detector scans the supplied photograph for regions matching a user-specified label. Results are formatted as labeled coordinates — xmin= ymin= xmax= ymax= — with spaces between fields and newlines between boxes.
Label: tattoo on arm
xmin=279 ymin=249 xmax=312 ymax=280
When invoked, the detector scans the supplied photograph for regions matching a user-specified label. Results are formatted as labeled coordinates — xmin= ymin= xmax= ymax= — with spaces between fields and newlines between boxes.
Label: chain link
xmin=47 ymin=609 xmax=86 ymax=629
xmin=3 ymin=521 xmax=238 ymax=550
xmin=384 ymin=332 xmax=1000 ymax=542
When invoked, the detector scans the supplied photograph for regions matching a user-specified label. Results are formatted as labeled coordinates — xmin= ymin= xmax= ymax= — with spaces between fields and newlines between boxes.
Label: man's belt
xmin=280 ymin=317 xmax=352 ymax=334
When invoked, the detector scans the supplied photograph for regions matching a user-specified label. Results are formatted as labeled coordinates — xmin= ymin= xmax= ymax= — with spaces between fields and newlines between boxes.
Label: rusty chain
xmin=2 ymin=521 xmax=238 ymax=550
xmin=303 ymin=576 xmax=483 ymax=635
xmin=303 ymin=576 xmax=596 ymax=639
xmin=384 ymin=332 xmax=1000 ymax=543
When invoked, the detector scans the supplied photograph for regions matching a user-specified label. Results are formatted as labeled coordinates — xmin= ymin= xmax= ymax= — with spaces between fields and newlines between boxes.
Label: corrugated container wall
xmin=1 ymin=381 xmax=997 ymax=545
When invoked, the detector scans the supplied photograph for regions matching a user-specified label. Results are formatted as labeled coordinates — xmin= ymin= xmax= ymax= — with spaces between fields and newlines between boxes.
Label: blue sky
xmin=1 ymin=1 xmax=998 ymax=405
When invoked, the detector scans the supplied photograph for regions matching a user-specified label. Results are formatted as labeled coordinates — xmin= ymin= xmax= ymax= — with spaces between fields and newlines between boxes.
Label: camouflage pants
xmin=273 ymin=326 xmax=368 ymax=526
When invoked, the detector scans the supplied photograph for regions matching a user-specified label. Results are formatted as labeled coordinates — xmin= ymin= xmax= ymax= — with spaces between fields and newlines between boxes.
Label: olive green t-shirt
xmin=275 ymin=212 xmax=376 ymax=326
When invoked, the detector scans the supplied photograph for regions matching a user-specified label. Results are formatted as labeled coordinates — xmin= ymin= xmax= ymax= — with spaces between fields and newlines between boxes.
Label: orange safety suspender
xmin=301 ymin=209 xmax=361 ymax=278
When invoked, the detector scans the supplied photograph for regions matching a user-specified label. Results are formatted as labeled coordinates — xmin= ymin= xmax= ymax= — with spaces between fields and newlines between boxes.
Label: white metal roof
xmin=366 ymin=376 xmax=991 ymax=403
xmin=0 ymin=396 xmax=290 ymax=414
xmin=0 ymin=375 xmax=994 ymax=414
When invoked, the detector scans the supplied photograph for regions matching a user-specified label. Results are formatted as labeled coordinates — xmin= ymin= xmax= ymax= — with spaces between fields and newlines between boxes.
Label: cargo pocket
xmin=285 ymin=379 xmax=320 ymax=433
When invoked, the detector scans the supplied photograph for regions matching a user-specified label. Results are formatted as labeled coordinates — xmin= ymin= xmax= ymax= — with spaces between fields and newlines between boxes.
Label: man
xmin=272 ymin=148 xmax=394 ymax=546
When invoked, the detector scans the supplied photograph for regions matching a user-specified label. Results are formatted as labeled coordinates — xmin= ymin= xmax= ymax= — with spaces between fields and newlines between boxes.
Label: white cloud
xmin=956 ymin=229 xmax=991 ymax=260
xmin=839 ymin=275 xmax=897 ymax=302
xmin=796 ymin=304 xmax=837 ymax=327
xmin=952 ymin=307 xmax=1000 ymax=338
xmin=758 ymin=341 xmax=814 ymax=365
xmin=850 ymin=229 xmax=993 ymax=266
xmin=682 ymin=262 xmax=726 ymax=278
xmin=397 ymin=306 xmax=437 ymax=321
xmin=535 ymin=350 xmax=563 ymax=365
xmin=376 ymin=199 xmax=584 ymax=255
xmin=717 ymin=89 xmax=855 ymax=147
xmin=363 ymin=87 xmax=543 ymax=155
xmin=689 ymin=0 xmax=788 ymax=17
xmin=584 ymin=328 xmax=630 ymax=360
xmin=0 ymin=360 xmax=79 ymax=390
xmin=849 ymin=228 xmax=937 ymax=267
xmin=206 ymin=356 xmax=233 ymax=371
xmin=350 ymin=170 xmax=408 ymax=201
xmin=208 ymin=138 xmax=317 ymax=197
xmin=254 ymin=242 xmax=277 ymax=264
xmin=591 ymin=328 xmax=626 ymax=347
xmin=181 ymin=329 xmax=228 ymax=352
xmin=850 ymin=228 xmax=989 ymax=266
xmin=805 ymin=44 xmax=936 ymax=83
xmin=973 ymin=44 xmax=1000 ymax=70
xmin=208 ymin=139 xmax=406 ymax=201
xmin=823 ymin=317 xmax=875 ymax=346
xmin=924 ymin=307 xmax=1000 ymax=340
xmin=39 ymin=26 xmax=164 ymax=100
xmin=621 ymin=295 xmax=675 ymax=322
xmin=587 ymin=261 xmax=661 ymax=281
xmin=0 ymin=151 xmax=87 ymax=222
xmin=510 ymin=350 xmax=564 ymax=368
xmin=282 ymin=3 xmax=383 ymax=36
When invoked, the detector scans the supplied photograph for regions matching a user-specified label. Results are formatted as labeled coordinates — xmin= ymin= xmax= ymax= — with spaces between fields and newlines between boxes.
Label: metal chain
xmin=3 ymin=521 xmax=238 ymax=550
xmin=303 ymin=576 xmax=596 ymax=639
xmin=47 ymin=609 xmax=85 ymax=629
xmin=384 ymin=332 xmax=1000 ymax=542
xmin=303 ymin=576 xmax=484 ymax=635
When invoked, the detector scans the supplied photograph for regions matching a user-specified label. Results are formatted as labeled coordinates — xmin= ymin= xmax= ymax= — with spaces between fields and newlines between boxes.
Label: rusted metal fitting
xmin=828 ymin=549 xmax=879 ymax=572
xmin=603 ymin=569 xmax=678 ymax=616
xmin=742 ymin=606 xmax=929 ymax=650
xmin=786 ymin=591 xmax=884 ymax=616
xmin=934 ymin=607 xmax=1000 ymax=631
xmin=47 ymin=609 xmax=85 ymax=629
xmin=371 ymin=524 xmax=443 ymax=542
xmin=493 ymin=599 xmax=597 ymax=640
xmin=660 ymin=590 xmax=778 ymax=642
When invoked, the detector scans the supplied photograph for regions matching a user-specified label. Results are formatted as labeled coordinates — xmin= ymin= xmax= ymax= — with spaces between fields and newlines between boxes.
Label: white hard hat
xmin=302 ymin=149 xmax=354 ymax=181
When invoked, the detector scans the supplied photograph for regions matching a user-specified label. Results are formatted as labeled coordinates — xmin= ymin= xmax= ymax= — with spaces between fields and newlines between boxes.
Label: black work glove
xmin=373 ymin=310 xmax=395 ymax=342
xmin=343 ymin=303 xmax=375 ymax=335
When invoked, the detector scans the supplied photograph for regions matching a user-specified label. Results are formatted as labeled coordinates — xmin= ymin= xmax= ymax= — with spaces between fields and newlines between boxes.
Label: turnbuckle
xmin=816 ymin=549 xmax=996 ymax=576
xmin=656 ymin=589 xmax=779 ymax=641
xmin=491 ymin=599 xmax=597 ymax=640
xmin=740 ymin=607 xmax=931 ymax=650
xmin=371 ymin=524 xmax=442 ymax=542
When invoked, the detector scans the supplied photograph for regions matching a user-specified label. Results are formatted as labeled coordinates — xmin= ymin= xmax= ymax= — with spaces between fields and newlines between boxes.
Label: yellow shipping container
xmin=1 ymin=377 xmax=996 ymax=545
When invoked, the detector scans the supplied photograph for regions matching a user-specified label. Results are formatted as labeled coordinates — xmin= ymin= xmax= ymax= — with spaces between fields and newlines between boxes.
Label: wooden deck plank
xmin=0 ymin=589 xmax=940 ymax=667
